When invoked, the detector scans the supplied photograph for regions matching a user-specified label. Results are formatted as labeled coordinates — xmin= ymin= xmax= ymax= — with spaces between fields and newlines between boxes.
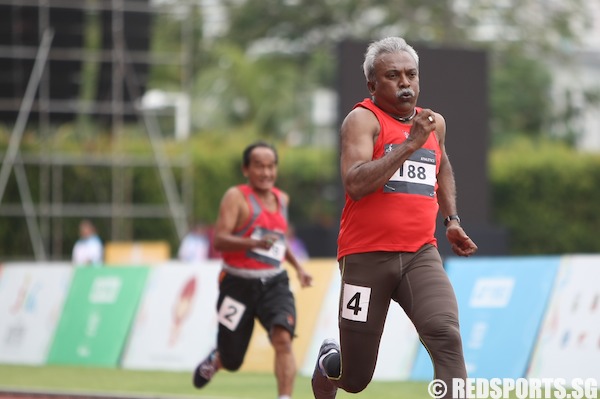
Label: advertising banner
xmin=0 ymin=263 xmax=73 ymax=364
xmin=47 ymin=267 xmax=148 ymax=367
xmin=411 ymin=256 xmax=560 ymax=380
xmin=122 ymin=261 xmax=221 ymax=371
xmin=528 ymin=255 xmax=600 ymax=381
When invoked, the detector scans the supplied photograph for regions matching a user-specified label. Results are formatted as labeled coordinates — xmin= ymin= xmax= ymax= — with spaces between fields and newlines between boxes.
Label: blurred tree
xmin=220 ymin=0 xmax=588 ymax=53
xmin=149 ymin=0 xmax=594 ymax=147
xmin=191 ymin=43 xmax=311 ymax=137
xmin=489 ymin=50 xmax=553 ymax=145
xmin=207 ymin=0 xmax=589 ymax=144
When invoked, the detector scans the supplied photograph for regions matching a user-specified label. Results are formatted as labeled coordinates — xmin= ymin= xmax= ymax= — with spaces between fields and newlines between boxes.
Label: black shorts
xmin=215 ymin=270 xmax=296 ymax=370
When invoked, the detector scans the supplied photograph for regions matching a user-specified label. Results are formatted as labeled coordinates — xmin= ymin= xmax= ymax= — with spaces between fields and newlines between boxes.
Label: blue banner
xmin=410 ymin=256 xmax=560 ymax=380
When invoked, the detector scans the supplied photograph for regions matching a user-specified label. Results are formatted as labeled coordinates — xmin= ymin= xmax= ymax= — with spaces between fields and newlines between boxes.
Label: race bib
xmin=341 ymin=283 xmax=371 ymax=323
xmin=218 ymin=296 xmax=246 ymax=331
xmin=248 ymin=227 xmax=286 ymax=267
xmin=384 ymin=145 xmax=437 ymax=197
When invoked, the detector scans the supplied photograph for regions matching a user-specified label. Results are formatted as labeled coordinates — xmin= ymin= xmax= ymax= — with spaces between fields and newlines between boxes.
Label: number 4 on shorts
xmin=341 ymin=283 xmax=371 ymax=322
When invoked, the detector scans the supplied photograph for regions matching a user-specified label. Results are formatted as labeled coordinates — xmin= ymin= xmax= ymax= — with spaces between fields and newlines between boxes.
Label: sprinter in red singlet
xmin=311 ymin=37 xmax=478 ymax=399
xmin=193 ymin=141 xmax=313 ymax=399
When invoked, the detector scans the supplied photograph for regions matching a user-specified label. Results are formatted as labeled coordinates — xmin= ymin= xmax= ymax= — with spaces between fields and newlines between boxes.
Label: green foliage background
xmin=0 ymin=128 xmax=338 ymax=259
xmin=490 ymin=138 xmax=600 ymax=254
xmin=2 ymin=129 xmax=600 ymax=259
xmin=0 ymin=0 xmax=598 ymax=260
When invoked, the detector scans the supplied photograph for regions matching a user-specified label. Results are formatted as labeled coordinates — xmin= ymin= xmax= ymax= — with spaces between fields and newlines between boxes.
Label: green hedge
xmin=2 ymin=130 xmax=600 ymax=259
xmin=0 ymin=128 xmax=338 ymax=259
xmin=174 ymin=128 xmax=339 ymax=228
xmin=490 ymin=138 xmax=600 ymax=254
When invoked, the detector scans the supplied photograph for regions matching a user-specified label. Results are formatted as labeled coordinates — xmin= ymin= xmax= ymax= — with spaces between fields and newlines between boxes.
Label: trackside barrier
xmin=527 ymin=254 xmax=600 ymax=382
xmin=0 ymin=263 xmax=73 ymax=365
xmin=47 ymin=267 xmax=149 ymax=367
xmin=411 ymin=256 xmax=560 ymax=380
xmin=0 ymin=255 xmax=599 ymax=382
xmin=121 ymin=261 xmax=221 ymax=371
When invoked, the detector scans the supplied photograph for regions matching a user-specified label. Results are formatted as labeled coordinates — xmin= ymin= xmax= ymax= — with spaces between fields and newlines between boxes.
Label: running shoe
xmin=311 ymin=339 xmax=339 ymax=399
xmin=193 ymin=349 xmax=218 ymax=388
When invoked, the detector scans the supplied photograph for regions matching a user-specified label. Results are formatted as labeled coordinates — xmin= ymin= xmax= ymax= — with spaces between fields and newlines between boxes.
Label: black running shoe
xmin=193 ymin=349 xmax=218 ymax=388
xmin=311 ymin=339 xmax=339 ymax=399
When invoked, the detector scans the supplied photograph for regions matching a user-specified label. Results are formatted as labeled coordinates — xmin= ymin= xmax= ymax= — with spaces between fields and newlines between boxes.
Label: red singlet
xmin=337 ymin=98 xmax=442 ymax=259
xmin=222 ymin=184 xmax=288 ymax=270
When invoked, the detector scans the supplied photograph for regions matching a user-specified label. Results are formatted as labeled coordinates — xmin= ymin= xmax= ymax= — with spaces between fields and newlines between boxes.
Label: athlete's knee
xmin=420 ymin=315 xmax=462 ymax=352
xmin=341 ymin=374 xmax=372 ymax=394
xmin=270 ymin=325 xmax=293 ymax=353
xmin=420 ymin=314 xmax=460 ymax=339
xmin=219 ymin=351 xmax=244 ymax=371
xmin=220 ymin=359 xmax=243 ymax=371
xmin=443 ymin=324 xmax=462 ymax=347
xmin=336 ymin=360 xmax=373 ymax=393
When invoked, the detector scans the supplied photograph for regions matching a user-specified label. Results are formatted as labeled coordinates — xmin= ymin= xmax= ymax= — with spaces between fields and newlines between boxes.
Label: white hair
xmin=362 ymin=37 xmax=419 ymax=82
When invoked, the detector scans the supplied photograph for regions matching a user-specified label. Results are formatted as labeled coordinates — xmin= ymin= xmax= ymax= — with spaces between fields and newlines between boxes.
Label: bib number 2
xmin=341 ymin=283 xmax=371 ymax=322
xmin=218 ymin=296 xmax=246 ymax=331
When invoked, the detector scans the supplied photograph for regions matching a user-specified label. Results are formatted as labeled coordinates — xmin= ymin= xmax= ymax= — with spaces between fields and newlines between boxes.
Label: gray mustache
xmin=397 ymin=88 xmax=415 ymax=97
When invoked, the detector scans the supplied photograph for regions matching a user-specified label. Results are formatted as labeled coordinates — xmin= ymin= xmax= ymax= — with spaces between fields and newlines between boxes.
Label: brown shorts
xmin=336 ymin=245 xmax=466 ymax=394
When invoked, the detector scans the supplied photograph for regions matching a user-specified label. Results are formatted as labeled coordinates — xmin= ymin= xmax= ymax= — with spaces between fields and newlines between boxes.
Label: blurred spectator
xmin=287 ymin=224 xmax=309 ymax=262
xmin=72 ymin=219 xmax=103 ymax=266
xmin=178 ymin=222 xmax=210 ymax=263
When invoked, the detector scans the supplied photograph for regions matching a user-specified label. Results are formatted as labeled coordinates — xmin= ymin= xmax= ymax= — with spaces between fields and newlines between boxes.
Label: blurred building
xmin=457 ymin=0 xmax=600 ymax=151
xmin=550 ymin=1 xmax=600 ymax=152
